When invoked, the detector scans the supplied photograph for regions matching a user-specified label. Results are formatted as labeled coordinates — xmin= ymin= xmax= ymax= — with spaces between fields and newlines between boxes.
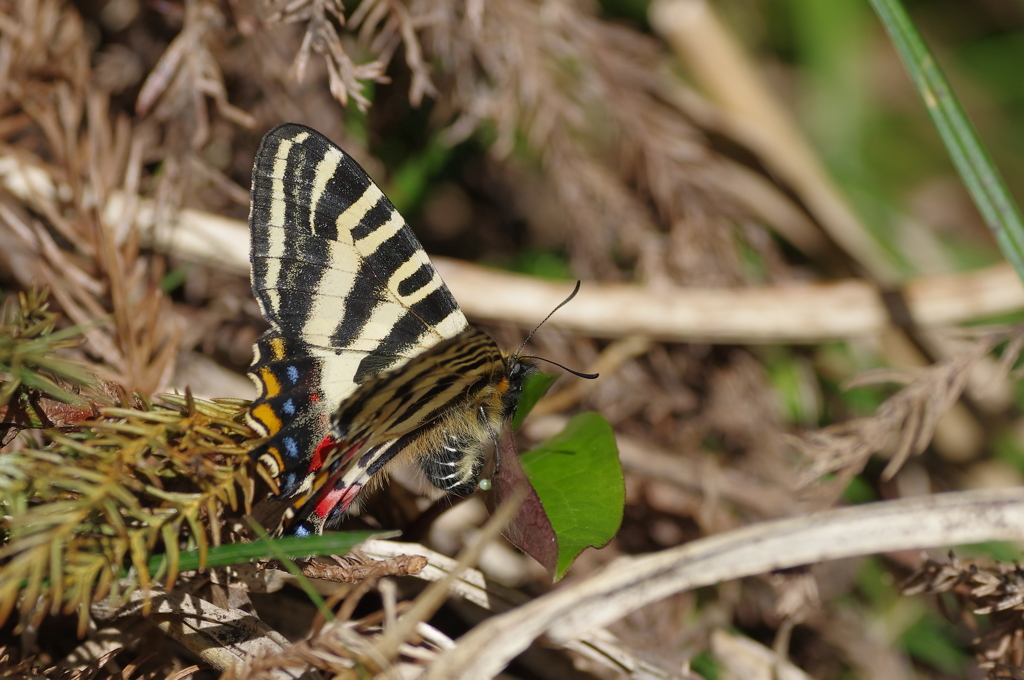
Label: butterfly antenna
xmin=522 ymin=355 xmax=599 ymax=380
xmin=515 ymin=280 xmax=583 ymax=356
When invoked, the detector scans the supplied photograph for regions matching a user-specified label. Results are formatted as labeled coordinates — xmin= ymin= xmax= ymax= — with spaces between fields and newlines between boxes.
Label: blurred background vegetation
xmin=4 ymin=0 xmax=1024 ymax=678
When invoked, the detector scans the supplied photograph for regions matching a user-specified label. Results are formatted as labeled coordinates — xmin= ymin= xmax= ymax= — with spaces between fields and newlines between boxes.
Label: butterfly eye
xmin=509 ymin=361 xmax=522 ymax=378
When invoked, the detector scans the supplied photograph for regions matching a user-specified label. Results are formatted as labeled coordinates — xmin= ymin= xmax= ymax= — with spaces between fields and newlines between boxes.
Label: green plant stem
xmin=869 ymin=0 xmax=1024 ymax=280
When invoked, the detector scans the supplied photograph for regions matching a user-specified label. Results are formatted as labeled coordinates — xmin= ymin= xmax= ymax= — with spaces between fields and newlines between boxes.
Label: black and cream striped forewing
xmin=246 ymin=124 xmax=470 ymax=506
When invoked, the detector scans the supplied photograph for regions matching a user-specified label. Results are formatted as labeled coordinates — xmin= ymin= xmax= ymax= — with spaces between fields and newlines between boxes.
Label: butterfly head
xmin=498 ymin=281 xmax=599 ymax=417
xmin=498 ymin=353 xmax=539 ymax=419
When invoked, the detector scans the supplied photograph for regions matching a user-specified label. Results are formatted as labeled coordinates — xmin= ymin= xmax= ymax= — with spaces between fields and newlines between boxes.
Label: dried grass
xmin=904 ymin=553 xmax=1024 ymax=673
xmin=0 ymin=0 xmax=1021 ymax=678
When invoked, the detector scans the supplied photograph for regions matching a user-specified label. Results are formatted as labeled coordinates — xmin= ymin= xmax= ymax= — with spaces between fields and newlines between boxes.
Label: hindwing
xmin=282 ymin=328 xmax=518 ymax=536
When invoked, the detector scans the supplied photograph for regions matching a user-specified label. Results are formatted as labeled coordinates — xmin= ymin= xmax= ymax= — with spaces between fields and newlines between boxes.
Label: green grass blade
xmin=869 ymin=0 xmax=1024 ymax=279
xmin=146 ymin=530 xmax=379 ymax=575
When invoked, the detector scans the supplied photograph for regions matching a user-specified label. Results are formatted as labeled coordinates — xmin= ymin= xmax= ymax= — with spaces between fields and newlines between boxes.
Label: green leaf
xmin=512 ymin=371 xmax=559 ymax=430
xmin=869 ymin=0 xmax=1024 ymax=281
xmin=519 ymin=412 xmax=623 ymax=580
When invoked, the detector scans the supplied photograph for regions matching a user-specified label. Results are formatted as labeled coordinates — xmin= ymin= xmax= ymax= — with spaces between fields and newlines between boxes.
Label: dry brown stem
xmin=266 ymin=551 xmax=428 ymax=583
xmin=118 ymin=192 xmax=1024 ymax=341
xmin=793 ymin=329 xmax=1018 ymax=501
xmin=265 ymin=0 xmax=390 ymax=111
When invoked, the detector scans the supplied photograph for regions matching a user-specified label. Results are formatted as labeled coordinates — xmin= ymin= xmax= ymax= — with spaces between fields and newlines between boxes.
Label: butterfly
xmin=245 ymin=124 xmax=591 ymax=536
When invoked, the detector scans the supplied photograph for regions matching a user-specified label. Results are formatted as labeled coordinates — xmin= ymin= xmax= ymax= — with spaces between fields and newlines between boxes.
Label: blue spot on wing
xmin=283 ymin=398 xmax=296 ymax=416
xmin=287 ymin=365 xmax=300 ymax=384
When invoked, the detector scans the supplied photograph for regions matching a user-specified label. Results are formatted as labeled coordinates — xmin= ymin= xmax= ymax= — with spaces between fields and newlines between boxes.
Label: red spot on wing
xmin=339 ymin=484 xmax=362 ymax=512
xmin=314 ymin=482 xmax=363 ymax=519
xmin=298 ymin=436 xmax=378 ymax=529
xmin=308 ymin=435 xmax=337 ymax=472
xmin=306 ymin=437 xmax=371 ymax=522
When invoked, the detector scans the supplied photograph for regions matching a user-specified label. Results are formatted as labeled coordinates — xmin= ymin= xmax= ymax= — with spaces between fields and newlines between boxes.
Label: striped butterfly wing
xmin=284 ymin=328 xmax=512 ymax=536
xmin=246 ymin=124 xmax=471 ymax=519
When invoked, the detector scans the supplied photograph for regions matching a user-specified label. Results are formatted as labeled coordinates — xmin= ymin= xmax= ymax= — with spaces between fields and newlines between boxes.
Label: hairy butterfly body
xmin=246 ymin=124 xmax=536 ymax=536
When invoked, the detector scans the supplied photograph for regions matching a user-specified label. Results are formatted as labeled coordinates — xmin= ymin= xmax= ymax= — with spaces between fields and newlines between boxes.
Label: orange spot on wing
xmin=250 ymin=403 xmax=283 ymax=435
xmin=259 ymin=367 xmax=282 ymax=397
xmin=263 ymin=447 xmax=284 ymax=473
xmin=269 ymin=336 xmax=287 ymax=360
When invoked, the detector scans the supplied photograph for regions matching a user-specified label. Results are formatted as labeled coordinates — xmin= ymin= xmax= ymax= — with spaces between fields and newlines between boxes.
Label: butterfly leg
xmin=478 ymin=404 xmax=504 ymax=478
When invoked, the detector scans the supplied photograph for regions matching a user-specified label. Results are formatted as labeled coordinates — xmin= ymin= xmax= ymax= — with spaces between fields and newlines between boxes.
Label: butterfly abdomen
xmin=419 ymin=428 xmax=488 ymax=496
xmin=417 ymin=399 xmax=507 ymax=497
xmin=413 ymin=352 xmax=539 ymax=496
